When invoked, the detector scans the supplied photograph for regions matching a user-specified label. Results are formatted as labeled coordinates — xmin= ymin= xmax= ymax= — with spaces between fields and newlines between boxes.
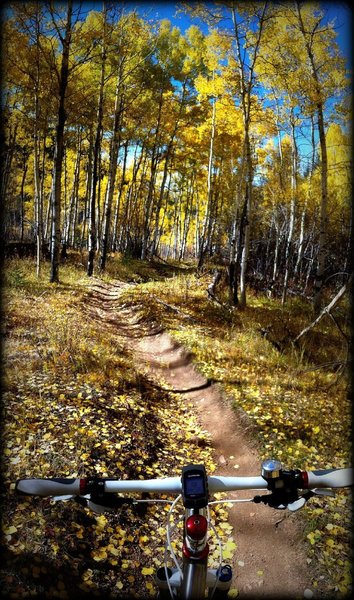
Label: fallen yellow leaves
xmin=2 ymin=265 xmax=237 ymax=599
xmin=148 ymin=275 xmax=352 ymax=598
xmin=2 ymin=261 xmax=352 ymax=599
xmin=222 ymin=539 xmax=237 ymax=560
xmin=92 ymin=548 xmax=108 ymax=562
xmin=3 ymin=525 xmax=18 ymax=535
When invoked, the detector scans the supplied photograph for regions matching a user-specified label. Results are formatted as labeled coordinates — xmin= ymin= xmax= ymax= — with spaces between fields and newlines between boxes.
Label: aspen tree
xmin=50 ymin=0 xmax=73 ymax=283
xmin=282 ymin=107 xmax=298 ymax=304
xmin=87 ymin=5 xmax=107 ymax=276
xmin=295 ymin=2 xmax=328 ymax=312
xmin=231 ymin=3 xmax=269 ymax=307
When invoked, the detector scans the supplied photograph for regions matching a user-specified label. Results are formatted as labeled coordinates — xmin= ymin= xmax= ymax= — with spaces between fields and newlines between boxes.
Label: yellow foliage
xmin=1 ymin=260 xmax=237 ymax=598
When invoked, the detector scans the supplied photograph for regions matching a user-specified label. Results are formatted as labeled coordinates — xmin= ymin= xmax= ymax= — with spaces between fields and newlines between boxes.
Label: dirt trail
xmin=85 ymin=280 xmax=314 ymax=599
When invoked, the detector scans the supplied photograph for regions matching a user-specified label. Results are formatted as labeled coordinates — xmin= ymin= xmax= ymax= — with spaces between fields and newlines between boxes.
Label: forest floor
xmin=83 ymin=278 xmax=314 ymax=598
xmin=2 ymin=256 xmax=352 ymax=600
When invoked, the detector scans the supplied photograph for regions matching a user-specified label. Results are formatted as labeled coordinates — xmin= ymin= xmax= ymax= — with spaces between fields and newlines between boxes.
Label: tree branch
xmin=292 ymin=272 xmax=352 ymax=345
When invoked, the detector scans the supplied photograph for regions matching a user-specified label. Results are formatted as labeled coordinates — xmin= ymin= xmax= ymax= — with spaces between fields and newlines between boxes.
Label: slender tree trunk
xmin=87 ymin=9 xmax=106 ymax=276
xmin=61 ymin=147 xmax=68 ymax=258
xmin=282 ymin=113 xmax=298 ymax=303
xmin=152 ymin=150 xmax=172 ymax=256
xmin=156 ymin=169 xmax=173 ymax=255
xmin=44 ymin=185 xmax=52 ymax=244
xmin=295 ymin=117 xmax=315 ymax=279
xmin=141 ymin=87 xmax=164 ymax=259
xmin=63 ymin=131 xmax=81 ymax=252
xmin=239 ymin=129 xmax=253 ymax=308
xmin=304 ymin=223 xmax=316 ymax=294
xmin=272 ymin=216 xmax=280 ymax=286
xmin=34 ymin=131 xmax=43 ymax=275
xmin=81 ymin=131 xmax=93 ymax=250
xmin=267 ymin=101 xmax=286 ymax=295
xmin=50 ymin=0 xmax=72 ymax=283
xmin=198 ymin=80 xmax=216 ymax=270
xmin=229 ymin=150 xmax=246 ymax=306
xmin=99 ymin=70 xmax=124 ymax=271
xmin=128 ymin=147 xmax=149 ymax=255
xmin=173 ymin=198 xmax=181 ymax=260
xmin=295 ymin=199 xmax=307 ymax=280
xmin=70 ymin=165 xmax=80 ymax=249
xmin=152 ymin=82 xmax=187 ymax=256
xmin=118 ymin=143 xmax=142 ymax=252
xmin=179 ymin=174 xmax=194 ymax=260
xmin=33 ymin=9 xmax=43 ymax=276
xmin=295 ymin=2 xmax=328 ymax=313
xmin=20 ymin=153 xmax=28 ymax=242
xmin=313 ymin=104 xmax=328 ymax=312
xmin=229 ymin=221 xmax=238 ymax=304
xmin=112 ymin=141 xmax=128 ymax=252
xmin=40 ymin=120 xmax=48 ymax=247
xmin=194 ymin=187 xmax=201 ymax=258
xmin=1 ymin=122 xmax=18 ymax=203
xmin=231 ymin=3 xmax=267 ymax=308
xmin=96 ymin=151 xmax=103 ymax=251
xmin=233 ymin=16 xmax=252 ymax=308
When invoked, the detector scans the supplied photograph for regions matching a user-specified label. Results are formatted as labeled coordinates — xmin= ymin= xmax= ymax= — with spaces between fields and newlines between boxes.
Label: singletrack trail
xmin=84 ymin=279 xmax=314 ymax=599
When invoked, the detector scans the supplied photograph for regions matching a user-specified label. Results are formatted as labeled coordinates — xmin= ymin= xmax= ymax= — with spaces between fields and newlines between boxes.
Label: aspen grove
xmin=2 ymin=2 xmax=352 ymax=309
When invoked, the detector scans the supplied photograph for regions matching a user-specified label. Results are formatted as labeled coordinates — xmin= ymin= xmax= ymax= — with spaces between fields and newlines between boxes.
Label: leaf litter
xmin=1 ymin=268 xmax=234 ymax=599
xmin=1 ymin=260 xmax=352 ymax=598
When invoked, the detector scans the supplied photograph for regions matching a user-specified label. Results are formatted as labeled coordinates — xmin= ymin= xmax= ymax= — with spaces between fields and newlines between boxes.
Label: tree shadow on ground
xmin=1 ymin=547 xmax=150 ymax=599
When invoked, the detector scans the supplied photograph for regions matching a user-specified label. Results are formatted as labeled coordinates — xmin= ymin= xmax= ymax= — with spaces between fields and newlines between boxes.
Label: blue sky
xmin=77 ymin=2 xmax=352 ymax=67
xmin=129 ymin=2 xmax=352 ymax=67
xmin=319 ymin=3 xmax=352 ymax=64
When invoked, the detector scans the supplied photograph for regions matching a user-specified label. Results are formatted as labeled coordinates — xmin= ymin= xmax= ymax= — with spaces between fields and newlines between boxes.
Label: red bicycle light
xmin=186 ymin=515 xmax=208 ymax=541
xmin=301 ymin=470 xmax=309 ymax=488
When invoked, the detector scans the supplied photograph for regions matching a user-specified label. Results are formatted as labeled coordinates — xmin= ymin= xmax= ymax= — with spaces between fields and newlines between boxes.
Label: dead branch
xmin=149 ymin=294 xmax=194 ymax=320
xmin=292 ymin=272 xmax=352 ymax=345
xmin=206 ymin=268 xmax=233 ymax=312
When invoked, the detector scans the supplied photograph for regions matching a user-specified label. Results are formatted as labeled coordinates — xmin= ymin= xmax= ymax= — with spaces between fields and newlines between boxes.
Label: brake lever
xmin=311 ymin=488 xmax=336 ymax=497
xmin=52 ymin=495 xmax=78 ymax=501
xmin=287 ymin=488 xmax=336 ymax=511
xmin=253 ymin=486 xmax=335 ymax=512
xmin=253 ymin=494 xmax=289 ymax=509
xmin=287 ymin=497 xmax=306 ymax=511
xmin=253 ymin=494 xmax=308 ymax=511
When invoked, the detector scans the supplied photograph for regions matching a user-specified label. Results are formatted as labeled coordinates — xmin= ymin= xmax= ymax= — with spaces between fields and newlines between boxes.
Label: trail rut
xmin=84 ymin=280 xmax=314 ymax=599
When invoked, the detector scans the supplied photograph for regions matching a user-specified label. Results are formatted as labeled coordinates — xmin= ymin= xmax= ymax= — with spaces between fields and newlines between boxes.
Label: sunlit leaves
xmin=129 ymin=269 xmax=352 ymax=598
xmin=2 ymin=261 xmax=236 ymax=598
xmin=221 ymin=539 xmax=237 ymax=561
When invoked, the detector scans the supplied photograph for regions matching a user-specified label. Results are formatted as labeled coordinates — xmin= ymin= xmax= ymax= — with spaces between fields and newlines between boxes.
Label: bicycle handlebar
xmin=15 ymin=468 xmax=353 ymax=498
xmin=307 ymin=468 xmax=353 ymax=488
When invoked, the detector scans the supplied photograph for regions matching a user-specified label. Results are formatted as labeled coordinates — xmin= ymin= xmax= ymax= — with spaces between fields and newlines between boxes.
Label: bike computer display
xmin=181 ymin=464 xmax=208 ymax=509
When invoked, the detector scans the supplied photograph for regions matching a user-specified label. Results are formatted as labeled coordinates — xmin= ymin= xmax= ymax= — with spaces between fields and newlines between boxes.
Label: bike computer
xmin=181 ymin=464 xmax=208 ymax=509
